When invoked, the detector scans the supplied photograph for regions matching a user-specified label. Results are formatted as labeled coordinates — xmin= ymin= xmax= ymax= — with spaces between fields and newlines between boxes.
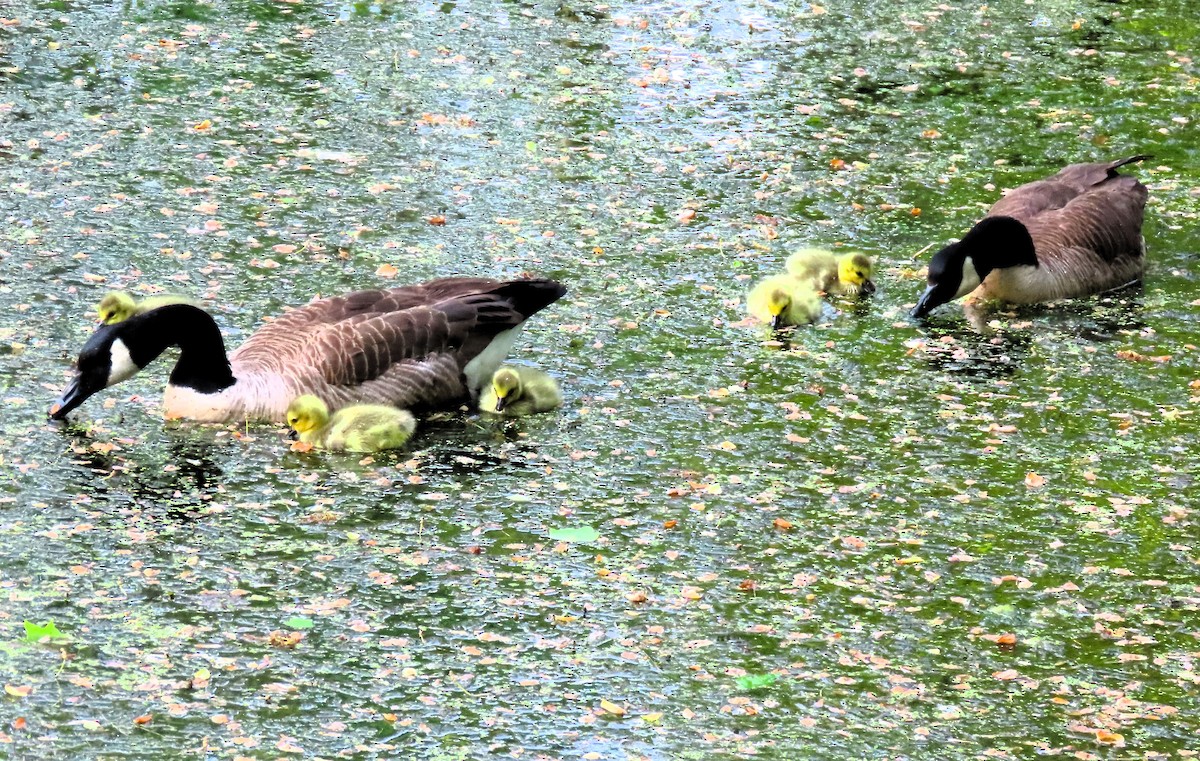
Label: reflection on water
xmin=913 ymin=287 xmax=1147 ymax=378
xmin=59 ymin=427 xmax=225 ymax=520
xmin=4 ymin=0 xmax=1199 ymax=757
xmin=911 ymin=313 xmax=1033 ymax=379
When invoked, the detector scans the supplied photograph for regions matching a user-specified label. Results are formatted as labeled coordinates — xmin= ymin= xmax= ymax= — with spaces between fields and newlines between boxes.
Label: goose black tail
xmin=493 ymin=278 xmax=568 ymax=319
xmin=1109 ymin=154 xmax=1152 ymax=174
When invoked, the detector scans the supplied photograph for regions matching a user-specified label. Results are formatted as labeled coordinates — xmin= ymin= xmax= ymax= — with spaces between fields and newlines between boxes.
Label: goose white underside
xmin=463 ymin=326 xmax=524 ymax=398
xmin=164 ymin=375 xmax=295 ymax=423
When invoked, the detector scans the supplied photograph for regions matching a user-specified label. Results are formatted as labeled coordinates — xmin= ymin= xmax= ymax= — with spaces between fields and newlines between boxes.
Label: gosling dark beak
xmin=288 ymin=429 xmax=298 ymax=441
xmin=861 ymin=279 xmax=877 ymax=296
xmin=49 ymin=375 xmax=89 ymax=421
xmin=494 ymin=395 xmax=508 ymax=412
xmin=770 ymin=314 xmax=783 ymax=330
xmin=911 ymin=285 xmax=939 ymax=319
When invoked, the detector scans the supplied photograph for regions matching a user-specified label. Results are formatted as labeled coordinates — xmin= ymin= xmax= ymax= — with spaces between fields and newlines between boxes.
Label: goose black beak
xmin=911 ymin=285 xmax=940 ymax=319
xmin=770 ymin=314 xmax=784 ymax=330
xmin=861 ymin=279 xmax=877 ymax=296
xmin=288 ymin=428 xmax=298 ymax=441
xmin=494 ymin=396 xmax=508 ymax=412
xmin=49 ymin=375 xmax=91 ymax=421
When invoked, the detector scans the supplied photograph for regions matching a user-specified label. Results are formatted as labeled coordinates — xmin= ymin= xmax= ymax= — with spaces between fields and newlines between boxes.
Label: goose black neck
xmin=961 ymin=215 xmax=1039 ymax=274
xmin=120 ymin=305 xmax=236 ymax=393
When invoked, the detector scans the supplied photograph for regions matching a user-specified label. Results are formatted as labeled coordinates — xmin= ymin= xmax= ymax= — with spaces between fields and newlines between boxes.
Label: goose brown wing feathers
xmin=1051 ymin=154 xmax=1151 ymax=192
xmin=314 ymin=293 xmax=527 ymax=388
xmin=1023 ymin=179 xmax=1148 ymax=266
xmin=231 ymin=277 xmax=565 ymax=375
xmin=987 ymin=155 xmax=1149 ymax=222
xmin=987 ymin=179 xmax=1079 ymax=221
xmin=234 ymin=277 xmax=504 ymax=352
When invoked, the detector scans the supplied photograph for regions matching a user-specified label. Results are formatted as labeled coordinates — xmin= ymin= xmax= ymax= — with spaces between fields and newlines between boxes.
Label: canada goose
xmin=96 ymin=291 xmax=199 ymax=325
xmin=785 ymin=248 xmax=876 ymax=296
xmin=478 ymin=366 xmax=563 ymax=416
xmin=912 ymin=155 xmax=1149 ymax=318
xmin=747 ymin=274 xmax=822 ymax=329
xmin=286 ymin=395 xmax=416 ymax=452
xmin=50 ymin=277 xmax=567 ymax=423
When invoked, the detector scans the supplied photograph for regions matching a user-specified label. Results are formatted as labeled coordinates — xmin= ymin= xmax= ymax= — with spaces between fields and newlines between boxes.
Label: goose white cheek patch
xmin=954 ymin=256 xmax=982 ymax=299
xmin=106 ymin=339 xmax=140 ymax=386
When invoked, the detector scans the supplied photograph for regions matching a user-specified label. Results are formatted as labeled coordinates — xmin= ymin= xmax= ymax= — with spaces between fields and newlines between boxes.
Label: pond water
xmin=2 ymin=0 xmax=1199 ymax=758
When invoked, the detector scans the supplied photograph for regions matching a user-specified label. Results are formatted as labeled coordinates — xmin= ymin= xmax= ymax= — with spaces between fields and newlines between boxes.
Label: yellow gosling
xmin=479 ymin=366 xmax=563 ymax=417
xmin=286 ymin=395 xmax=416 ymax=453
xmin=96 ymin=291 xmax=198 ymax=325
xmin=746 ymin=274 xmax=822 ymax=329
xmin=785 ymin=248 xmax=876 ymax=296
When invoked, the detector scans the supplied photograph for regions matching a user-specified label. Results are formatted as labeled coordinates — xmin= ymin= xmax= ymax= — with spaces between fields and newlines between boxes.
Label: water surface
xmin=1 ymin=0 xmax=1198 ymax=758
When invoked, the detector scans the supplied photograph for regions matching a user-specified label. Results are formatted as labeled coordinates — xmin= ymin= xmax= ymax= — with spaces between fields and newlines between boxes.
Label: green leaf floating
xmin=736 ymin=673 xmax=779 ymax=690
xmin=23 ymin=620 xmax=65 ymax=643
xmin=283 ymin=616 xmax=314 ymax=630
xmin=547 ymin=526 xmax=600 ymax=543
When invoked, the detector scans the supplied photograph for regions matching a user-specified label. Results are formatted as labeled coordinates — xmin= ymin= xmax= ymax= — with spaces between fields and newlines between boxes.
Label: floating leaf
xmin=283 ymin=616 xmax=314 ymax=630
xmin=599 ymin=699 xmax=627 ymax=716
xmin=191 ymin=668 xmax=212 ymax=688
xmin=22 ymin=620 xmax=64 ymax=643
xmin=736 ymin=673 xmax=779 ymax=690
xmin=547 ymin=526 xmax=600 ymax=543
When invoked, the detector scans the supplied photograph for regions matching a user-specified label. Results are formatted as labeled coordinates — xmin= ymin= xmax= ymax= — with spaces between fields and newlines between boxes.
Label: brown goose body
xmin=913 ymin=156 xmax=1149 ymax=317
xmin=51 ymin=277 xmax=567 ymax=423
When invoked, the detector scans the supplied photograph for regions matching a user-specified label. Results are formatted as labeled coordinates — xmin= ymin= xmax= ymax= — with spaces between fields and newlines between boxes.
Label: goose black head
xmin=50 ymin=304 xmax=233 ymax=421
xmin=912 ymin=216 xmax=1038 ymax=318
xmin=50 ymin=322 xmax=145 ymax=421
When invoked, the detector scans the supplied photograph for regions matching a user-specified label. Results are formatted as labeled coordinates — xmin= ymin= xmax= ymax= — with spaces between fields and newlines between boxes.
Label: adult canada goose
xmin=912 ymin=155 xmax=1149 ymax=318
xmin=50 ymin=277 xmax=567 ymax=423
xmin=96 ymin=291 xmax=198 ymax=325
xmin=286 ymin=395 xmax=416 ymax=452
xmin=746 ymin=274 xmax=822 ymax=329
xmin=785 ymin=248 xmax=876 ymax=296
xmin=478 ymin=366 xmax=563 ymax=417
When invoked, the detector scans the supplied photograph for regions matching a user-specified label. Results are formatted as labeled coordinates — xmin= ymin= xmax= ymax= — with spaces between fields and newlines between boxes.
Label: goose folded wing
xmin=988 ymin=178 xmax=1080 ymax=221
xmin=242 ymin=278 xmax=504 ymax=336
xmin=1025 ymin=186 xmax=1147 ymax=264
xmin=316 ymin=294 xmax=527 ymax=388
xmin=232 ymin=278 xmax=510 ymax=368
xmin=1053 ymin=155 xmax=1150 ymax=193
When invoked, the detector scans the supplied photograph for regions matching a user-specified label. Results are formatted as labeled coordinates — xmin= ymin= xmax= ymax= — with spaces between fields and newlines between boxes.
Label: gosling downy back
xmin=913 ymin=155 xmax=1149 ymax=317
xmin=287 ymin=394 xmax=416 ymax=453
xmin=51 ymin=277 xmax=567 ymax=423
xmin=97 ymin=291 xmax=199 ymax=325
xmin=785 ymin=249 xmax=876 ymax=296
